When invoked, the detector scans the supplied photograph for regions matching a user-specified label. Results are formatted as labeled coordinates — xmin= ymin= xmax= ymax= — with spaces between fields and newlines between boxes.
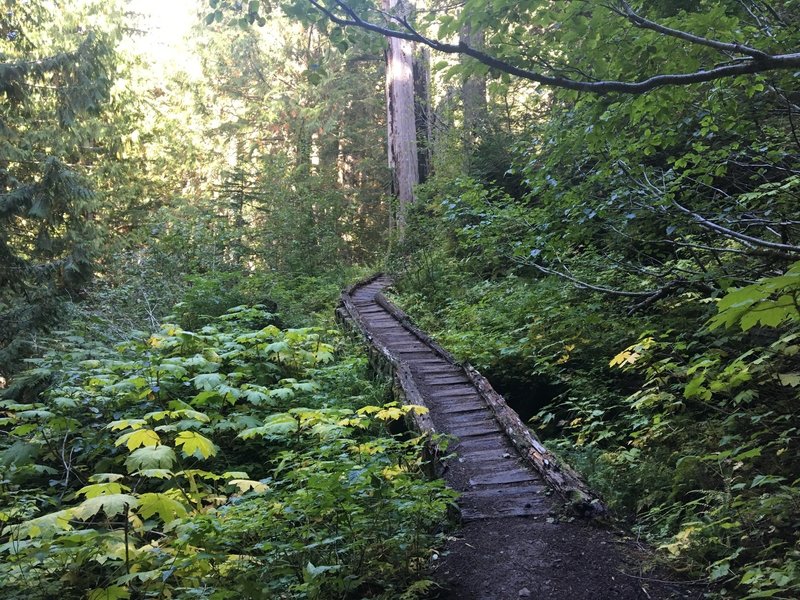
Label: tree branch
xmin=624 ymin=279 xmax=713 ymax=315
xmin=656 ymin=238 xmax=797 ymax=261
xmin=527 ymin=261 xmax=657 ymax=297
xmin=673 ymin=202 xmax=800 ymax=253
xmin=613 ymin=0 xmax=771 ymax=60
xmin=521 ymin=258 xmax=711 ymax=314
xmin=0 ymin=33 xmax=97 ymax=96
xmin=306 ymin=0 xmax=800 ymax=94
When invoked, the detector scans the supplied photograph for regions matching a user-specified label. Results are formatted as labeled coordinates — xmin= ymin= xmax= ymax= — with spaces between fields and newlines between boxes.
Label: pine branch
xmin=0 ymin=33 xmax=97 ymax=98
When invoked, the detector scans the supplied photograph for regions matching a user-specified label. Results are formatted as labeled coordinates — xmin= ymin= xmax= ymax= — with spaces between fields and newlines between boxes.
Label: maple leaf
xmin=115 ymin=428 xmax=160 ymax=451
xmin=125 ymin=445 xmax=177 ymax=472
xmin=74 ymin=494 xmax=138 ymax=520
xmin=174 ymin=431 xmax=217 ymax=459
xmin=137 ymin=493 xmax=188 ymax=523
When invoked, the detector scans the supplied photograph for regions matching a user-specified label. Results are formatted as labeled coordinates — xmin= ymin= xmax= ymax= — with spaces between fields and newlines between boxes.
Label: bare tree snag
xmin=413 ymin=46 xmax=432 ymax=184
xmin=383 ymin=0 xmax=419 ymax=235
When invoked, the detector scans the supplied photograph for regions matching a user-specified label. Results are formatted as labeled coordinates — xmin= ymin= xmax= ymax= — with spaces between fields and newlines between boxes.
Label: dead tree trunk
xmin=383 ymin=0 xmax=419 ymax=236
xmin=414 ymin=46 xmax=432 ymax=184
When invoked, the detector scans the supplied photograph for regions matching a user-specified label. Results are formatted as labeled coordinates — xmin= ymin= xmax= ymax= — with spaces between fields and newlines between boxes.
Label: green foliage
xmin=395 ymin=191 xmax=800 ymax=596
xmin=188 ymin=11 xmax=390 ymax=272
xmin=390 ymin=7 xmax=800 ymax=587
xmin=0 ymin=1 xmax=127 ymax=375
xmin=6 ymin=1 xmax=800 ymax=599
xmin=0 ymin=306 xmax=454 ymax=599
xmin=711 ymin=261 xmax=800 ymax=331
xmin=592 ymin=326 xmax=800 ymax=599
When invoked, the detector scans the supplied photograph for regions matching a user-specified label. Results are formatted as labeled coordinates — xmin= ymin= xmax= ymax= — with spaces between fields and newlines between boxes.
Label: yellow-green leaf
xmin=115 ymin=428 xmax=160 ymax=451
xmin=74 ymin=494 xmax=138 ymax=520
xmin=134 ymin=468 xmax=174 ymax=479
xmin=137 ymin=493 xmax=188 ymax=523
xmin=107 ymin=418 xmax=146 ymax=431
xmin=125 ymin=445 xmax=177 ymax=472
xmin=88 ymin=586 xmax=130 ymax=600
xmin=4 ymin=509 xmax=73 ymax=539
xmin=228 ymin=479 xmax=269 ymax=493
xmin=778 ymin=372 xmax=800 ymax=387
xmin=174 ymin=431 xmax=217 ymax=459
xmin=77 ymin=482 xmax=128 ymax=499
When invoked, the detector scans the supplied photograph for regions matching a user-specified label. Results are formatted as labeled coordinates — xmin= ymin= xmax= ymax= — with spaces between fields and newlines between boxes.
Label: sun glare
xmin=126 ymin=0 xmax=202 ymax=76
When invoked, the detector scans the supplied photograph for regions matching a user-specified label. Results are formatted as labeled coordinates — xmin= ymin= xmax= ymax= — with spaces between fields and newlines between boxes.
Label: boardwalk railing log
xmin=336 ymin=274 xmax=607 ymax=519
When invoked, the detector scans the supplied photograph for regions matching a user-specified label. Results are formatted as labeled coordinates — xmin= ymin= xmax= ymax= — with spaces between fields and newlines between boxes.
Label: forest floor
xmin=344 ymin=276 xmax=701 ymax=600
xmin=433 ymin=517 xmax=699 ymax=599
xmin=430 ymin=410 xmax=698 ymax=599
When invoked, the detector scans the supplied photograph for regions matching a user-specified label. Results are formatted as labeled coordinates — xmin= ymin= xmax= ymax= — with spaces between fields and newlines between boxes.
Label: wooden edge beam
xmin=336 ymin=290 xmax=446 ymax=479
xmin=461 ymin=363 xmax=608 ymax=517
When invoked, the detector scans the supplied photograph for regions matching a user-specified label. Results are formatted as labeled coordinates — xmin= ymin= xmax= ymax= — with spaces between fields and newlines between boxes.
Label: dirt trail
xmin=340 ymin=276 xmax=698 ymax=600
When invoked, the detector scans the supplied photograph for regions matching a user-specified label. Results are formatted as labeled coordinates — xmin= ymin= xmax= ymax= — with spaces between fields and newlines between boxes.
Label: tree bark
xmin=413 ymin=46 xmax=432 ymax=184
xmin=383 ymin=0 xmax=419 ymax=235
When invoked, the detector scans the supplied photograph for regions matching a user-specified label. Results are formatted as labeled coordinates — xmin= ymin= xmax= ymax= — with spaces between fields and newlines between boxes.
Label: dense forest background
xmin=1 ymin=0 xmax=799 ymax=598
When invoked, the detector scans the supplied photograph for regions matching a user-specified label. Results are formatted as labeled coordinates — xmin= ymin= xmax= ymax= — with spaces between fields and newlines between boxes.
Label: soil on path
xmin=435 ymin=518 xmax=696 ymax=599
xmin=342 ymin=276 xmax=700 ymax=600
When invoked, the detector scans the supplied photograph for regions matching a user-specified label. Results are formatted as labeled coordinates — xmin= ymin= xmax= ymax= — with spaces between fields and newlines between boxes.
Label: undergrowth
xmin=389 ymin=186 xmax=800 ymax=599
xmin=0 ymin=303 xmax=455 ymax=599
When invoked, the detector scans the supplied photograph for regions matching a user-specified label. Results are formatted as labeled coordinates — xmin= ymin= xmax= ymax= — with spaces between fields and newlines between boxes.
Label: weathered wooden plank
xmin=445 ymin=411 xmax=492 ymax=425
xmin=449 ymin=422 xmax=502 ymax=438
xmin=437 ymin=403 xmax=487 ymax=415
xmin=397 ymin=351 xmax=440 ymax=358
xmin=459 ymin=504 xmax=547 ymax=522
xmin=462 ymin=447 xmax=517 ymax=461
xmin=458 ymin=485 xmax=550 ymax=521
xmin=433 ymin=386 xmax=478 ymax=396
xmin=426 ymin=383 xmax=474 ymax=391
xmin=364 ymin=319 xmax=401 ymax=326
xmin=424 ymin=375 xmax=470 ymax=385
xmin=461 ymin=457 xmax=526 ymax=475
xmin=412 ymin=367 xmax=461 ymax=375
xmin=423 ymin=379 xmax=470 ymax=393
xmin=463 ymin=483 xmax=547 ymax=498
xmin=413 ymin=363 xmax=462 ymax=370
xmin=387 ymin=340 xmax=432 ymax=350
xmin=469 ymin=469 xmax=538 ymax=486
xmin=453 ymin=434 xmax=514 ymax=452
xmin=380 ymin=333 xmax=423 ymax=340
xmin=433 ymin=399 xmax=481 ymax=409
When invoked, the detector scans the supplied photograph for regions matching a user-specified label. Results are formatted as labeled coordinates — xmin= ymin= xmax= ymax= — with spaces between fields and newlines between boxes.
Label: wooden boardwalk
xmin=338 ymin=275 xmax=692 ymax=599
xmin=339 ymin=274 xmax=600 ymax=521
